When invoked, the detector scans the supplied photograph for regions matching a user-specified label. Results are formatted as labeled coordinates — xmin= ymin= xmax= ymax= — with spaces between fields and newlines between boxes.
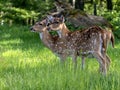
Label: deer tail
xmin=111 ymin=32 xmax=115 ymax=48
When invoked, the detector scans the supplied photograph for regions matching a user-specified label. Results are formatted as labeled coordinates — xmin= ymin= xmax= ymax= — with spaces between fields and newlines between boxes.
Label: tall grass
xmin=0 ymin=24 xmax=120 ymax=90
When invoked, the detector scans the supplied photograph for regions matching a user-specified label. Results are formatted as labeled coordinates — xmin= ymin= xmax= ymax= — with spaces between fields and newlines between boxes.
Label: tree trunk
xmin=90 ymin=0 xmax=93 ymax=3
xmin=69 ymin=0 xmax=75 ymax=8
xmin=106 ymin=0 xmax=113 ymax=11
xmin=94 ymin=3 xmax=97 ymax=15
xmin=75 ymin=0 xmax=84 ymax=11
xmin=69 ymin=0 xmax=73 ymax=5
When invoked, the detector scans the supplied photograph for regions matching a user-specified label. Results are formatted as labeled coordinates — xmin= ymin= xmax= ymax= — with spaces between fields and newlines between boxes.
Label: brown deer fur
xmin=47 ymin=15 xmax=114 ymax=75
xmin=30 ymin=19 xmax=81 ymax=63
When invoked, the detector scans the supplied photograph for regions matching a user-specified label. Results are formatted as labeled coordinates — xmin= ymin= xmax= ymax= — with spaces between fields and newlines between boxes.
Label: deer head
xmin=30 ymin=19 xmax=49 ymax=33
xmin=47 ymin=15 xmax=65 ymax=31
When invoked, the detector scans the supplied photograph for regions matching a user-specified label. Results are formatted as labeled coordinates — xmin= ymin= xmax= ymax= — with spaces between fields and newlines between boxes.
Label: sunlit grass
xmin=0 ymin=24 xmax=120 ymax=90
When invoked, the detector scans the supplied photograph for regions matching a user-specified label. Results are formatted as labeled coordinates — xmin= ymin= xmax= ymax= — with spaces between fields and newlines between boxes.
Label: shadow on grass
xmin=0 ymin=24 xmax=47 ymax=52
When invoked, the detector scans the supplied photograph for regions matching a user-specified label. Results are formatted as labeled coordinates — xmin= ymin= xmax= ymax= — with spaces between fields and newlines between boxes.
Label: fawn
xmin=47 ymin=15 xmax=114 ymax=75
xmin=30 ymin=19 xmax=82 ymax=64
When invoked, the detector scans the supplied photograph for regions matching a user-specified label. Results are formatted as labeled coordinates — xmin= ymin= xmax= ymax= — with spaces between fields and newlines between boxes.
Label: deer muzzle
xmin=30 ymin=27 xmax=35 ymax=32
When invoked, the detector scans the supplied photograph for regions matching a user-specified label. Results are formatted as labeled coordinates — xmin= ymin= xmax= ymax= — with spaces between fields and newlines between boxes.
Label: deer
xmin=47 ymin=15 xmax=114 ymax=75
xmin=30 ymin=19 xmax=83 ymax=64
xmin=30 ymin=19 xmax=67 ymax=63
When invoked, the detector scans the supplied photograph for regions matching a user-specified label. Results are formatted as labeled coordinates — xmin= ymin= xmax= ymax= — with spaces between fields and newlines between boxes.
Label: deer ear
xmin=47 ymin=15 xmax=54 ymax=23
xmin=47 ymin=15 xmax=53 ymax=20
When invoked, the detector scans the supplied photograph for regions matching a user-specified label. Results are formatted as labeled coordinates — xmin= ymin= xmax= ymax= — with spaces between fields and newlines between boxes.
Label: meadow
xmin=0 ymin=24 xmax=120 ymax=90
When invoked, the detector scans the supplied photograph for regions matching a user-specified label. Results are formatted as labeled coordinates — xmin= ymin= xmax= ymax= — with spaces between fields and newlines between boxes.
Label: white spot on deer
xmin=57 ymin=30 xmax=62 ymax=38
xmin=39 ymin=33 xmax=43 ymax=39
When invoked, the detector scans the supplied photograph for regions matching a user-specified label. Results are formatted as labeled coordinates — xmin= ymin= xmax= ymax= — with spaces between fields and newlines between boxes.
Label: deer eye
xmin=39 ymin=23 xmax=42 ymax=25
xmin=55 ymin=22 xmax=59 ymax=24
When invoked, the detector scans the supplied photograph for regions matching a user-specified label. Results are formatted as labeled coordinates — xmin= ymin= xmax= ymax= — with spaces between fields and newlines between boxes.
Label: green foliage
xmin=114 ymin=30 xmax=120 ymax=39
xmin=0 ymin=25 xmax=120 ymax=90
xmin=0 ymin=0 xmax=54 ymax=24
xmin=2 ymin=7 xmax=39 ymax=24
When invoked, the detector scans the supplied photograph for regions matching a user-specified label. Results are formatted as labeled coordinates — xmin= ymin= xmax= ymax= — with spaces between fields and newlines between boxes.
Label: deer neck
xmin=39 ymin=31 xmax=54 ymax=49
xmin=58 ymin=23 xmax=70 ymax=38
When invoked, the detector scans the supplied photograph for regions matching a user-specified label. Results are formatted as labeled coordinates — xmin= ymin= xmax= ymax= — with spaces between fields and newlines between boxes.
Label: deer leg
xmin=93 ymin=52 xmax=107 ymax=75
xmin=101 ymin=38 xmax=111 ymax=72
xmin=106 ymin=54 xmax=111 ymax=70
xmin=103 ymin=53 xmax=111 ymax=71
xmin=101 ymin=50 xmax=111 ymax=71
xmin=60 ymin=58 xmax=65 ymax=64
xmin=81 ymin=55 xmax=85 ymax=70
xmin=59 ymin=55 xmax=66 ymax=68
xmin=72 ymin=52 xmax=78 ymax=70
xmin=60 ymin=55 xmax=66 ymax=64
xmin=99 ymin=62 xmax=103 ymax=73
xmin=100 ymin=51 xmax=106 ymax=72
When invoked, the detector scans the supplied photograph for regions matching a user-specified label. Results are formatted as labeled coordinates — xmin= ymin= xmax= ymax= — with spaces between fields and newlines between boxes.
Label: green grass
xmin=0 ymin=24 xmax=120 ymax=90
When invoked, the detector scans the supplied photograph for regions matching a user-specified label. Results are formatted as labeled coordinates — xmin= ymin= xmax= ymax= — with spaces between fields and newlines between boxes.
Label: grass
xmin=0 ymin=24 xmax=120 ymax=90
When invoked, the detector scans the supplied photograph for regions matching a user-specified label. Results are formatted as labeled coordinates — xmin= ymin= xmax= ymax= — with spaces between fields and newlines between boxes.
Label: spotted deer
xmin=47 ymin=15 xmax=114 ymax=75
xmin=30 ymin=19 xmax=66 ymax=63
xmin=30 ymin=19 xmax=82 ymax=64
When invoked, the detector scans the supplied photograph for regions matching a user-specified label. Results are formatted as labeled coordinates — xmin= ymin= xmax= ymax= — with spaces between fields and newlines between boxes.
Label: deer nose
xmin=30 ymin=27 xmax=33 ymax=30
xmin=30 ymin=27 xmax=34 ymax=31
xmin=30 ymin=27 xmax=35 ymax=32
